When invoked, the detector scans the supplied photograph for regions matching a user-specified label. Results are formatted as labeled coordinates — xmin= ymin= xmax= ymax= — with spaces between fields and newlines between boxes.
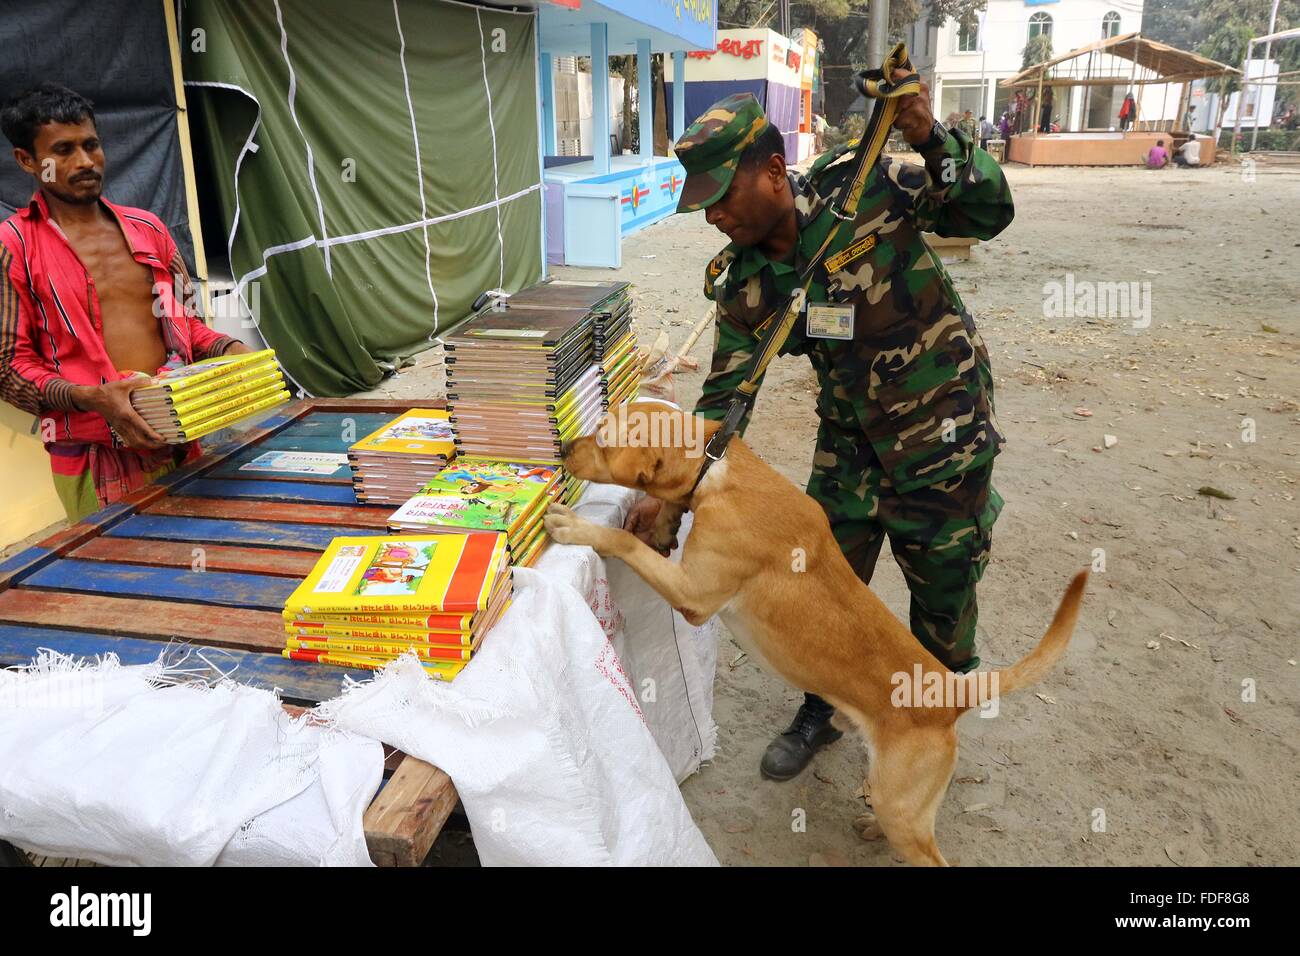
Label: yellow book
xmin=349 ymin=409 xmax=455 ymax=458
xmin=161 ymin=380 xmax=287 ymax=428
xmin=286 ymin=637 xmax=475 ymax=662
xmin=282 ymin=647 xmax=465 ymax=678
xmin=134 ymin=349 xmax=277 ymax=396
xmin=284 ymin=533 xmax=509 ymax=616
xmin=158 ymin=389 xmax=290 ymax=442
xmin=138 ymin=366 xmax=283 ymax=418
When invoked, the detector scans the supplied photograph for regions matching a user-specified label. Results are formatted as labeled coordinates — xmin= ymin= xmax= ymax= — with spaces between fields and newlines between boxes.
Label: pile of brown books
xmin=348 ymin=409 xmax=456 ymax=506
xmin=502 ymin=280 xmax=640 ymax=409
xmin=444 ymin=306 xmax=600 ymax=462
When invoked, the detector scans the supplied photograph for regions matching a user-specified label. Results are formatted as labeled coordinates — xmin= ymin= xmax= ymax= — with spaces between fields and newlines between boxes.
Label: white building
xmin=906 ymin=0 xmax=1147 ymax=128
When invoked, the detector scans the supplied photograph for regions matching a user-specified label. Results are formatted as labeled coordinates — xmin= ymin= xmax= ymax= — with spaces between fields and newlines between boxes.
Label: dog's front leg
xmin=545 ymin=503 xmax=727 ymax=625
xmin=650 ymin=500 xmax=686 ymax=553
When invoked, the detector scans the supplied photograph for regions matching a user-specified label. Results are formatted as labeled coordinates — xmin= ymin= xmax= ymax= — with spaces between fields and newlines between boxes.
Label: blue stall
xmin=537 ymin=0 xmax=716 ymax=268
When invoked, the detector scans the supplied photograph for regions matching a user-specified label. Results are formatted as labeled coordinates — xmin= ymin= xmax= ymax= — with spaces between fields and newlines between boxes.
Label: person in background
xmin=1173 ymin=135 xmax=1202 ymax=168
xmin=978 ymin=114 xmax=997 ymax=150
xmin=1145 ymin=139 xmax=1170 ymax=169
xmin=998 ymin=111 xmax=1011 ymax=140
xmin=0 ymin=83 xmax=252 ymax=521
xmin=1038 ymin=88 xmax=1054 ymax=133
xmin=812 ymin=112 xmax=828 ymax=153
xmin=944 ymin=111 xmax=961 ymax=131
xmin=1119 ymin=92 xmax=1136 ymax=131
xmin=958 ymin=109 xmax=978 ymax=141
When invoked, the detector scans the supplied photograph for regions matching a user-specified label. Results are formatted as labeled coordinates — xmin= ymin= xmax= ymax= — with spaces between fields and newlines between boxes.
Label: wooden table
xmin=0 ymin=399 xmax=458 ymax=866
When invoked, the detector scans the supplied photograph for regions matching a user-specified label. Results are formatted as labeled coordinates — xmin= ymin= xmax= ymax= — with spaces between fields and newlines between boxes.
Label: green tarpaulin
xmin=183 ymin=0 xmax=543 ymax=396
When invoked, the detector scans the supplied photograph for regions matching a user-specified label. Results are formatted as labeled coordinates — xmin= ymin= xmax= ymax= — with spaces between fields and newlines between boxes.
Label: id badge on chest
xmin=805 ymin=302 xmax=854 ymax=340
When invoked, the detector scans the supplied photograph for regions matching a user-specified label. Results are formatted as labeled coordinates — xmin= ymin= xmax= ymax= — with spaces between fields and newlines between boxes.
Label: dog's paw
xmin=544 ymin=502 xmax=598 ymax=548
xmin=853 ymin=812 xmax=884 ymax=841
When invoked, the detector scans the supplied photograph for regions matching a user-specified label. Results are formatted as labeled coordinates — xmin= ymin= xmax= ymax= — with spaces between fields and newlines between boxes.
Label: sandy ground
xmin=6 ymin=156 xmax=1296 ymax=868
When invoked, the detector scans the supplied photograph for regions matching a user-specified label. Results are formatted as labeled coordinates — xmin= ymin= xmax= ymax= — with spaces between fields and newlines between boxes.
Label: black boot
xmin=759 ymin=695 xmax=843 ymax=781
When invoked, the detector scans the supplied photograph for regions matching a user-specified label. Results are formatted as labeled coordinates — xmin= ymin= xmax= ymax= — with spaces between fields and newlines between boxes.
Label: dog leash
xmin=687 ymin=42 xmax=921 ymax=500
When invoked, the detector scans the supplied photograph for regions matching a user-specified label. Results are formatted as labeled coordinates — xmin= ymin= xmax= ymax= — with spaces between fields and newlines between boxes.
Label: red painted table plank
xmin=144 ymin=495 xmax=391 ymax=529
xmin=69 ymin=538 xmax=322 ymax=578
xmin=0 ymin=590 xmax=284 ymax=653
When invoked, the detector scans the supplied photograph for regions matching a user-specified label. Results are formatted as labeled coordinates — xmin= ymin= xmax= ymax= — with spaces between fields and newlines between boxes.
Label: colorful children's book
xmin=349 ymin=409 xmax=456 ymax=457
xmin=283 ymin=533 xmax=509 ymax=616
xmin=387 ymin=459 xmax=559 ymax=544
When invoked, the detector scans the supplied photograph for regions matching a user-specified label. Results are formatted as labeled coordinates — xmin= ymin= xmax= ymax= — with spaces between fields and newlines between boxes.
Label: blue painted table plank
xmin=180 ymin=478 xmax=360 ymax=505
xmin=105 ymin=514 xmax=372 ymax=551
xmin=274 ymin=412 xmax=394 ymax=441
xmin=0 ymin=625 xmax=364 ymax=703
xmin=22 ymin=559 xmax=296 ymax=611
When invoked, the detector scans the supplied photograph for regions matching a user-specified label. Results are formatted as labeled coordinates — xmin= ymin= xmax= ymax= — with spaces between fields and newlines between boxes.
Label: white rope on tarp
xmin=273 ymin=0 xmax=331 ymax=277
xmin=393 ymin=0 xmax=440 ymax=331
xmin=230 ymin=182 xmax=543 ymax=298
xmin=477 ymin=7 xmax=507 ymax=291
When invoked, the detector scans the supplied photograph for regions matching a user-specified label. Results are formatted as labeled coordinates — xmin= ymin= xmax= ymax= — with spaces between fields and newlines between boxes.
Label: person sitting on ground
xmin=0 ymin=82 xmax=253 ymax=521
xmin=1145 ymin=139 xmax=1170 ymax=169
xmin=1173 ymin=135 xmax=1201 ymax=168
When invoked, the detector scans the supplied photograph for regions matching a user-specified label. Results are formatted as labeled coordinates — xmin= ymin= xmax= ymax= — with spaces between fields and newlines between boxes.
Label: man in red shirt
xmin=1 ymin=83 xmax=251 ymax=520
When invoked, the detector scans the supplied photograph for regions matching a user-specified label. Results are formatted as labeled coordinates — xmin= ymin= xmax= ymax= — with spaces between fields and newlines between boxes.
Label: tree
xmin=1020 ymin=33 xmax=1053 ymax=72
xmin=717 ymin=0 xmax=987 ymax=123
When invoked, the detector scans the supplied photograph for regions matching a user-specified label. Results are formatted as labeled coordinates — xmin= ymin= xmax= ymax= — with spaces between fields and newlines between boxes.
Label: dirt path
xmin=568 ymin=157 xmax=1300 ymax=866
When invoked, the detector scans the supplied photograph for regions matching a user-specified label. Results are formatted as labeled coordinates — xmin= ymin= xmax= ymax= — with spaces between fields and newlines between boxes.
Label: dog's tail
xmin=957 ymin=570 xmax=1088 ymax=713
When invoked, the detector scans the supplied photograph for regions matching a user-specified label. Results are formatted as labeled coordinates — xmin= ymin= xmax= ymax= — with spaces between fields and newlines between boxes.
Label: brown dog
xmin=544 ymin=402 xmax=1087 ymax=866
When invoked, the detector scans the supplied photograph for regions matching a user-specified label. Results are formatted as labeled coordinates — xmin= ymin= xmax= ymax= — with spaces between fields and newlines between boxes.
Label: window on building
xmin=1102 ymin=12 xmax=1121 ymax=39
xmin=1028 ymin=12 xmax=1053 ymax=40
xmin=956 ymin=21 xmax=978 ymax=53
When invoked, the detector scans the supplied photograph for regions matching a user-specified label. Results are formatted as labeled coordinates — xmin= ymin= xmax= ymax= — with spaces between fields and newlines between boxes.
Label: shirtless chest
xmin=61 ymin=217 xmax=165 ymax=375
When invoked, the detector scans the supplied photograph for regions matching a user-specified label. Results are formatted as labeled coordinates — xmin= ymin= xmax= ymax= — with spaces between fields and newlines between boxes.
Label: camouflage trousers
xmin=805 ymin=418 xmax=1002 ymax=674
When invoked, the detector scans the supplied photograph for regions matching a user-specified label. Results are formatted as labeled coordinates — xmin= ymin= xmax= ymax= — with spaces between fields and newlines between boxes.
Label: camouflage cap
xmin=672 ymin=93 xmax=771 ymax=213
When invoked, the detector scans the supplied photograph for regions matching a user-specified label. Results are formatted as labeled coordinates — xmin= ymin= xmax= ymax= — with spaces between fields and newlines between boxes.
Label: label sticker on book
xmin=240 ymin=451 xmax=348 ymax=475
xmin=314 ymin=546 xmax=368 ymax=593
xmin=806 ymin=303 xmax=854 ymax=340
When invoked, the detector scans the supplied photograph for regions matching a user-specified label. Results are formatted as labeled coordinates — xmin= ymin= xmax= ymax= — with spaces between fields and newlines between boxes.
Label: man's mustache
xmin=72 ymin=172 xmax=101 ymax=184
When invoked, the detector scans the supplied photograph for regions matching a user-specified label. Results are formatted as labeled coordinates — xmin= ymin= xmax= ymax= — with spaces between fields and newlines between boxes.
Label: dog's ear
xmin=634 ymin=449 xmax=662 ymax=490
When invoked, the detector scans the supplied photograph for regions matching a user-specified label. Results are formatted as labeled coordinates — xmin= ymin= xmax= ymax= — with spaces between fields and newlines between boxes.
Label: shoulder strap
xmin=691 ymin=43 xmax=920 ymax=493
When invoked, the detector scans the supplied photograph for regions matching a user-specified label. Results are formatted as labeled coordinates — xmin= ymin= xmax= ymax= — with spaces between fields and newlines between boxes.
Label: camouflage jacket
xmin=694 ymin=128 xmax=1014 ymax=493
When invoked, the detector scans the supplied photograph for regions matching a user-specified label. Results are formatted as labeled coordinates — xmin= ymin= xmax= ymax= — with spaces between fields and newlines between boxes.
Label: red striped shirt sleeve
xmin=0 ymin=242 xmax=81 ymax=415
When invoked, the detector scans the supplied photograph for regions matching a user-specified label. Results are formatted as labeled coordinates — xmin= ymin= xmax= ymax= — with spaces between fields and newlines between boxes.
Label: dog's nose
xmin=559 ymin=440 xmax=572 ymax=458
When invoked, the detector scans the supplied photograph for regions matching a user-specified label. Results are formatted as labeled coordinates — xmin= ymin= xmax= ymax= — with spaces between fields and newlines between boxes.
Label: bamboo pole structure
xmin=162 ymin=0 xmax=210 ymax=316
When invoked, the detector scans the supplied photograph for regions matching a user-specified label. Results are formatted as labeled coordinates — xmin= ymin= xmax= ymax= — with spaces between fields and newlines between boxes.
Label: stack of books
xmin=597 ymin=301 xmax=641 ymax=410
xmin=348 ymin=409 xmax=456 ymax=506
xmin=281 ymin=532 xmax=512 ymax=678
xmin=387 ymin=457 xmax=582 ymax=567
xmin=501 ymin=280 xmax=641 ymax=411
xmin=129 ymin=349 xmax=289 ymax=443
xmin=443 ymin=308 xmax=601 ymax=462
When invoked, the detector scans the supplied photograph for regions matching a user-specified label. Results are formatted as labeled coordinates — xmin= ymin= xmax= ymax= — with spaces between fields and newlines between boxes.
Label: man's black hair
xmin=0 ymin=82 xmax=96 ymax=154
xmin=737 ymin=122 xmax=786 ymax=172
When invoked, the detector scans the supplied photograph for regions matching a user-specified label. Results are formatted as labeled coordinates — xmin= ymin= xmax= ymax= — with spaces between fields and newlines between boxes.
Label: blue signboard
xmin=599 ymin=0 xmax=716 ymax=50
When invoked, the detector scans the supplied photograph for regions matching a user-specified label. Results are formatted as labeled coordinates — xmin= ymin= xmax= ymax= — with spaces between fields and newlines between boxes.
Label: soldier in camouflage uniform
xmin=624 ymin=87 xmax=1014 ymax=780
